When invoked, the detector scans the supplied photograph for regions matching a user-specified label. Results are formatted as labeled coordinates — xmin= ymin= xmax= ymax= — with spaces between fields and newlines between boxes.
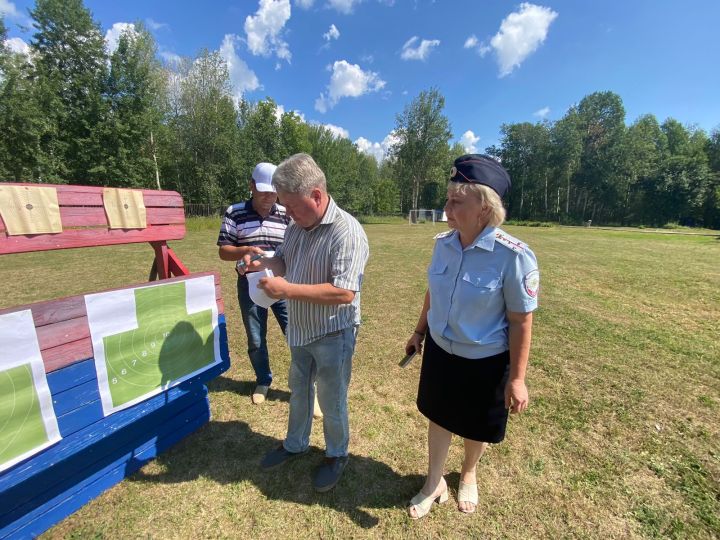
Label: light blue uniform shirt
xmin=427 ymin=226 xmax=539 ymax=359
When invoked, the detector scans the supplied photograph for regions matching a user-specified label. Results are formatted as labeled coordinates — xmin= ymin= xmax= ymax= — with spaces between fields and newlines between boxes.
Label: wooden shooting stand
xmin=0 ymin=183 xmax=230 ymax=539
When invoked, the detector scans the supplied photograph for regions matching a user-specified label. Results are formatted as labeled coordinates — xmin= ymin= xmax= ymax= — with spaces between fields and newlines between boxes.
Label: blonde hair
xmin=447 ymin=182 xmax=506 ymax=227
xmin=272 ymin=153 xmax=327 ymax=196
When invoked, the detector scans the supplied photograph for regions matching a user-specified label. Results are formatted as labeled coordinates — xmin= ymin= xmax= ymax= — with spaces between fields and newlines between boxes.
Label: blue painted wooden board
xmin=0 ymin=315 xmax=230 ymax=539
xmin=2 ymin=399 xmax=211 ymax=539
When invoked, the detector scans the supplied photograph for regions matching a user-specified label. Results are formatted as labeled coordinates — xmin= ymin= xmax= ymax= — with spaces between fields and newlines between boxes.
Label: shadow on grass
xmin=129 ymin=420 xmax=422 ymax=528
xmin=208 ymin=376 xmax=291 ymax=403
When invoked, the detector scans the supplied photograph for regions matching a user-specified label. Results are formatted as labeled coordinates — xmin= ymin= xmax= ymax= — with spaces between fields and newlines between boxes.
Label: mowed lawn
xmin=1 ymin=222 xmax=718 ymax=539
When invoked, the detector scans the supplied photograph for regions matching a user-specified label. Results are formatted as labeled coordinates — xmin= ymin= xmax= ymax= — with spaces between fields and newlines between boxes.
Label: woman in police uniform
xmin=406 ymin=154 xmax=539 ymax=519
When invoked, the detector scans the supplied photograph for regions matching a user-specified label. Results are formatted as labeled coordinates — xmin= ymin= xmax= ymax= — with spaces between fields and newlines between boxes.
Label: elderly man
xmin=217 ymin=163 xmax=290 ymax=405
xmin=239 ymin=153 xmax=369 ymax=492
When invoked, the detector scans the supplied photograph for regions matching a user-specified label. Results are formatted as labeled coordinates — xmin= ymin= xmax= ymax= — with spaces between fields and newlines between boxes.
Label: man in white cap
xmin=217 ymin=163 xmax=291 ymax=405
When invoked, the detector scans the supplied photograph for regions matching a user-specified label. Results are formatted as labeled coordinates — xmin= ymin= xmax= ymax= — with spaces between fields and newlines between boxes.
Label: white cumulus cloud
xmin=244 ymin=0 xmax=292 ymax=63
xmin=220 ymin=34 xmax=261 ymax=101
xmin=464 ymin=35 xmax=478 ymax=49
xmin=324 ymin=123 xmax=349 ymax=138
xmin=315 ymin=59 xmax=385 ymax=113
xmin=5 ymin=36 xmax=30 ymax=56
xmin=276 ymin=104 xmax=306 ymax=122
xmin=460 ymin=130 xmax=480 ymax=153
xmin=400 ymin=36 xmax=440 ymax=61
xmin=323 ymin=24 xmax=340 ymax=41
xmin=464 ymin=33 xmax=491 ymax=57
xmin=104 ymin=22 xmax=136 ymax=55
xmin=533 ymin=106 xmax=550 ymax=118
xmin=355 ymin=131 xmax=398 ymax=162
xmin=489 ymin=3 xmax=558 ymax=77
xmin=275 ymin=104 xmax=307 ymax=122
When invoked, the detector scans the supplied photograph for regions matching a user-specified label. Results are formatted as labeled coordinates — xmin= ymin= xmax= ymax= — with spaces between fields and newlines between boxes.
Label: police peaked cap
xmin=449 ymin=154 xmax=511 ymax=198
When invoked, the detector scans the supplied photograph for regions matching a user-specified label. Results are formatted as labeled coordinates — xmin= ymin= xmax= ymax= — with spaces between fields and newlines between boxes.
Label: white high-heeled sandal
xmin=457 ymin=481 xmax=478 ymax=514
xmin=408 ymin=483 xmax=449 ymax=519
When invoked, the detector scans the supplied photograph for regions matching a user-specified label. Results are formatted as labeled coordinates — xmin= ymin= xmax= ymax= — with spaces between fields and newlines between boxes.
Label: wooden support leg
xmin=150 ymin=241 xmax=169 ymax=280
xmin=167 ymin=247 xmax=190 ymax=277
xmin=149 ymin=241 xmax=189 ymax=280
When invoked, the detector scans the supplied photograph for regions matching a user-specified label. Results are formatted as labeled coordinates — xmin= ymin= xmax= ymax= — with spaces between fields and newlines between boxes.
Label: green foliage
xmin=0 ymin=18 xmax=45 ymax=181
xmin=498 ymin=120 xmax=552 ymax=220
xmin=98 ymin=23 xmax=166 ymax=188
xmin=161 ymin=50 xmax=241 ymax=205
xmin=495 ymin=92 xmax=718 ymax=229
xmin=391 ymin=87 xmax=452 ymax=211
xmin=31 ymin=0 xmax=108 ymax=182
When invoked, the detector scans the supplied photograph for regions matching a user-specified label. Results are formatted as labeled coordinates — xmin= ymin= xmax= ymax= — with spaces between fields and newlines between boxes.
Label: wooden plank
xmin=46 ymin=358 xmax=96 ymax=395
xmin=0 ymin=296 xmax=84 ymax=328
xmin=0 ymin=224 xmax=186 ymax=254
xmin=1 ymin=183 xmax=183 ymax=202
xmin=36 ymin=317 xmax=89 ymax=351
xmin=57 ymin=191 xmax=183 ymax=208
xmin=57 ymin=206 xmax=183 ymax=227
xmin=2 ymin=405 xmax=210 ymax=540
xmin=51 ymin=378 xmax=99 ymax=417
xmin=59 ymin=190 xmax=182 ymax=207
xmin=53 ymin=399 xmax=104 ymax=439
xmin=42 ymin=339 xmax=93 ymax=373
xmin=0 ymin=206 xmax=185 ymax=233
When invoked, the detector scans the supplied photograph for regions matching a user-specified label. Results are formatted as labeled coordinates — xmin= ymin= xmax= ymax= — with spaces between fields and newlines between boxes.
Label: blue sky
xmin=3 ymin=0 xmax=720 ymax=161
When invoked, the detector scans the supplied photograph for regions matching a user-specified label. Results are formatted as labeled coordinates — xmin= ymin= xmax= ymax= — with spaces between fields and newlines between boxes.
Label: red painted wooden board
xmin=0 ymin=204 xmax=184 ymax=232
xmin=0 ymin=224 xmax=186 ymax=254
xmin=0 ymin=183 xmax=186 ymax=253
xmin=0 ymin=272 xmax=224 ymax=373
xmin=1 ymin=183 xmax=183 ymax=205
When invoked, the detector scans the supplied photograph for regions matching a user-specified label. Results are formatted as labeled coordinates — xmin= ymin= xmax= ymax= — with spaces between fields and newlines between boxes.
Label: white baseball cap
xmin=252 ymin=162 xmax=277 ymax=192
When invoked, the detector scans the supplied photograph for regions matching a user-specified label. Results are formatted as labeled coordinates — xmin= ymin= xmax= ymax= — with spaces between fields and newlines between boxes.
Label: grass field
xmin=1 ymin=221 xmax=718 ymax=539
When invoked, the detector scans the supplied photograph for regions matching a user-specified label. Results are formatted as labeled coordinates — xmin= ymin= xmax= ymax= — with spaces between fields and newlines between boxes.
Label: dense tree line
xmin=489 ymin=92 xmax=720 ymax=228
xmin=1 ymin=1 xmax=718 ymax=228
xmin=0 ymin=1 xmax=388 ymax=214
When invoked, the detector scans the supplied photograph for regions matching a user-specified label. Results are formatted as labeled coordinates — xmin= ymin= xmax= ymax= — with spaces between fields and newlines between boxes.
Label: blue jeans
xmin=237 ymin=276 xmax=288 ymax=387
xmin=283 ymin=327 xmax=357 ymax=457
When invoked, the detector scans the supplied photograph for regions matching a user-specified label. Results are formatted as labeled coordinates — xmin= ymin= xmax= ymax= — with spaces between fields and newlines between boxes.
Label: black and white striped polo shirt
xmin=217 ymin=199 xmax=290 ymax=252
xmin=276 ymin=197 xmax=369 ymax=347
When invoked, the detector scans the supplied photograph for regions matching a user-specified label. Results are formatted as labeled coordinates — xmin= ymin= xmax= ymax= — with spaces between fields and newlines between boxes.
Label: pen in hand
xmin=238 ymin=253 xmax=265 ymax=270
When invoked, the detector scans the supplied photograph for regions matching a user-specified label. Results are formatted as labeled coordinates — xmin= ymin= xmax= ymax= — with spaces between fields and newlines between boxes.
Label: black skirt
xmin=417 ymin=332 xmax=511 ymax=443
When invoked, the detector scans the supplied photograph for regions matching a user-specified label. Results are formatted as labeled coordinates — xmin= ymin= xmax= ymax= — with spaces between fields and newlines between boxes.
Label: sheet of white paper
xmin=246 ymin=268 xmax=278 ymax=308
xmin=0 ymin=309 xmax=62 ymax=473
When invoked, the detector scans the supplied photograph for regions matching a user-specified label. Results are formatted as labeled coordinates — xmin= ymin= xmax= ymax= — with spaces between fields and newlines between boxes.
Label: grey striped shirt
xmin=276 ymin=197 xmax=369 ymax=347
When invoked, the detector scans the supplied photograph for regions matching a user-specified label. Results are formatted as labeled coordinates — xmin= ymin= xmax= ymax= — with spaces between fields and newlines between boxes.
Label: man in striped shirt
xmin=239 ymin=153 xmax=369 ymax=493
xmin=217 ymin=162 xmax=290 ymax=405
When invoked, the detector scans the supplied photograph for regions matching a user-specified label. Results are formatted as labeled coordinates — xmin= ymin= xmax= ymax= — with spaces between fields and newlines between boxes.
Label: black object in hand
xmin=399 ymin=349 xmax=417 ymax=368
